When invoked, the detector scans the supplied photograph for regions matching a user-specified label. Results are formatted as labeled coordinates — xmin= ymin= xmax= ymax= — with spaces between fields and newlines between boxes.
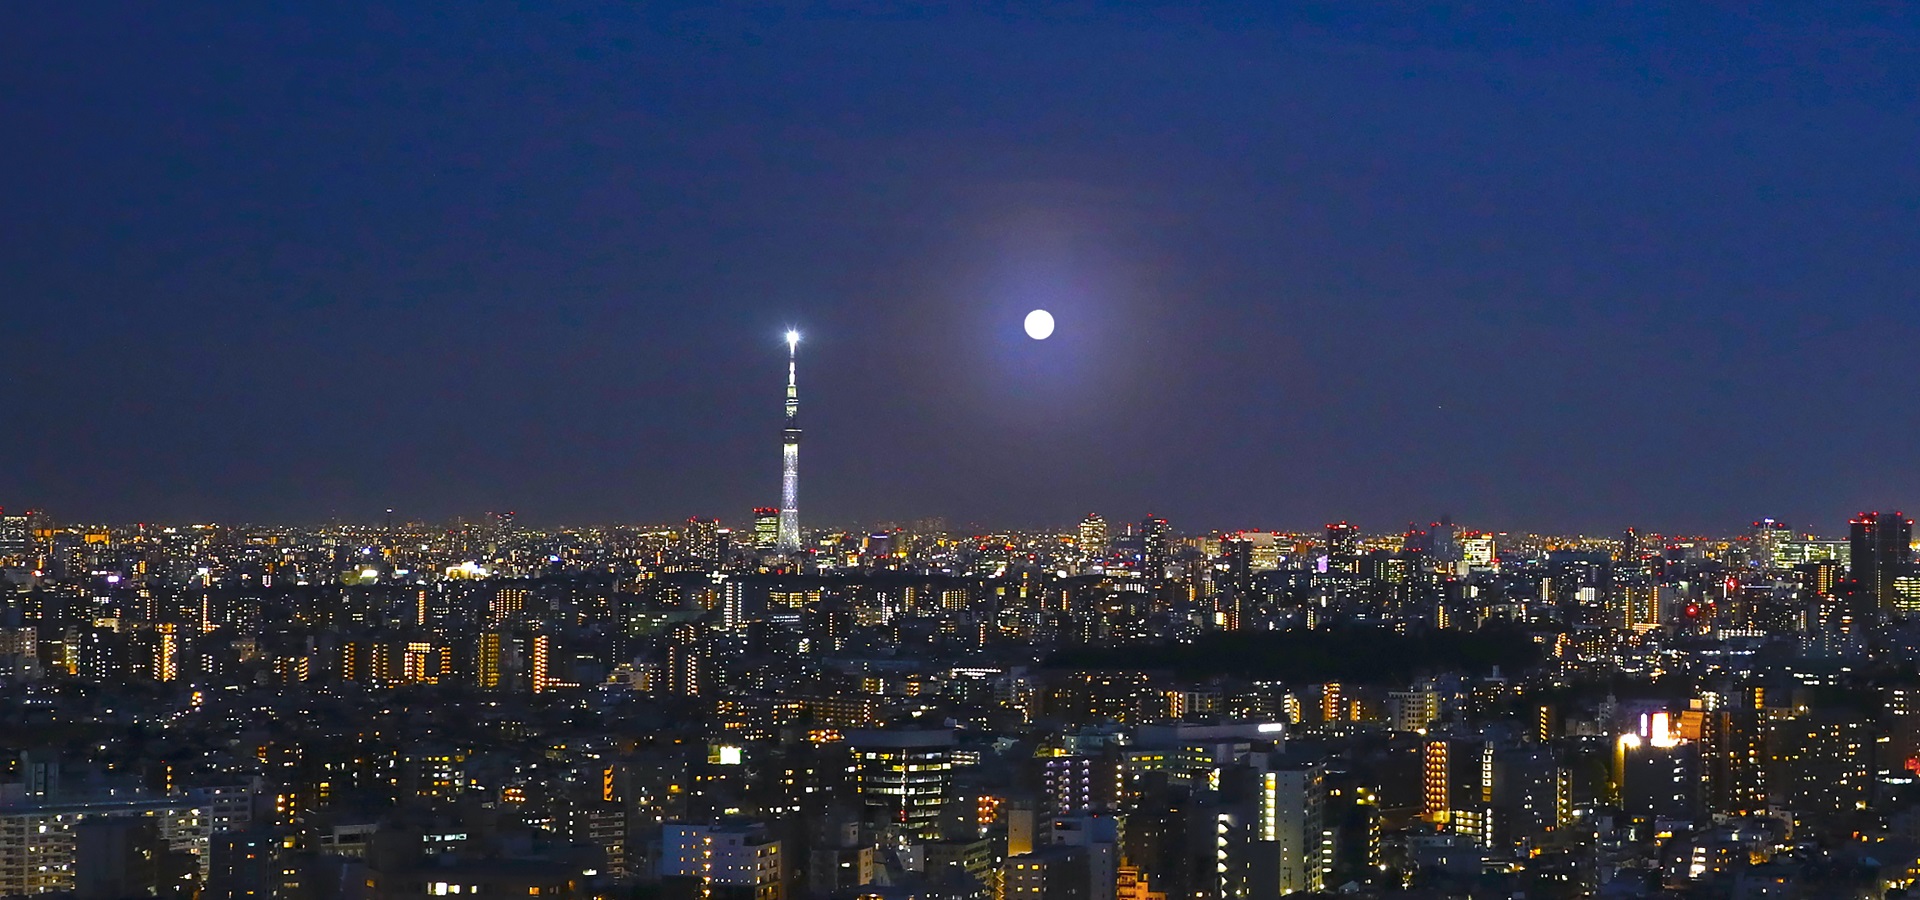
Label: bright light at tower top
xmin=784 ymin=329 xmax=800 ymax=351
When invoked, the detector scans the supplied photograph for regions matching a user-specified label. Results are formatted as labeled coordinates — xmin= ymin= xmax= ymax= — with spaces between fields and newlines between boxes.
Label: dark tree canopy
xmin=1045 ymin=627 xmax=1544 ymax=684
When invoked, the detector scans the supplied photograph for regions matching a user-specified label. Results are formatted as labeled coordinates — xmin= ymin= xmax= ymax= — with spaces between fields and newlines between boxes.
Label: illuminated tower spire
xmin=778 ymin=330 xmax=802 ymax=552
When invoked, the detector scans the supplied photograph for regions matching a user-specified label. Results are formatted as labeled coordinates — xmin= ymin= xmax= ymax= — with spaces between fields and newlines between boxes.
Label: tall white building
xmin=1258 ymin=761 xmax=1327 ymax=895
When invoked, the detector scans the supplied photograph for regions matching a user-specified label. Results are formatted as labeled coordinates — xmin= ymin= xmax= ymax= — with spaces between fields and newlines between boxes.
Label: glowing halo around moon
xmin=1024 ymin=309 xmax=1055 ymax=340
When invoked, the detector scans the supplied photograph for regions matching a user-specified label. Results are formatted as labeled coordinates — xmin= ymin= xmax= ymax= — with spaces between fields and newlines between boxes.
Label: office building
xmin=1141 ymin=517 xmax=1169 ymax=581
xmin=1849 ymin=511 xmax=1914 ymax=612
xmin=752 ymin=508 xmax=780 ymax=551
xmin=849 ymin=730 xmax=954 ymax=839
xmin=0 ymin=513 xmax=28 ymax=563
xmin=1078 ymin=515 xmax=1109 ymax=564
xmin=1325 ymin=522 xmax=1359 ymax=559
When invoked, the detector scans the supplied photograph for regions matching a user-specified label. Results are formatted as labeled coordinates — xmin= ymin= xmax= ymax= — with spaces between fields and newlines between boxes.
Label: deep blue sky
xmin=3 ymin=4 xmax=1917 ymax=533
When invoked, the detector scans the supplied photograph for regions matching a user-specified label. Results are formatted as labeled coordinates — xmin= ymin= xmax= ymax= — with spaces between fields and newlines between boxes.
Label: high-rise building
xmin=665 ymin=622 xmax=704 ymax=697
xmin=476 ymin=632 xmax=503 ymax=689
xmin=753 ymin=508 xmax=780 ymax=550
xmin=1321 ymin=683 xmax=1345 ymax=724
xmin=778 ymin=331 xmax=802 ymax=552
xmin=1386 ymin=687 xmax=1439 ymax=733
xmin=1325 ymin=522 xmax=1359 ymax=559
xmin=152 ymin=623 xmax=179 ymax=683
xmin=1767 ymin=712 xmax=1871 ymax=836
xmin=684 ymin=517 xmax=721 ymax=561
xmin=717 ymin=578 xmax=745 ymax=631
xmin=849 ymin=729 xmax=954 ymax=839
xmin=529 ymin=632 xmax=550 ymax=694
xmin=1141 ymin=517 xmax=1169 ymax=581
xmin=0 ymin=512 xmax=27 ymax=563
xmin=1776 ymin=538 xmax=1849 ymax=569
xmin=1219 ymin=536 xmax=1254 ymax=594
xmin=1460 ymin=535 xmax=1496 ymax=568
xmin=489 ymin=587 xmax=527 ymax=627
xmin=1799 ymin=560 xmax=1846 ymax=599
xmin=1749 ymin=518 xmax=1791 ymax=569
xmin=1258 ymin=760 xmax=1327 ymax=895
xmin=1422 ymin=737 xmax=1494 ymax=846
xmin=79 ymin=627 xmax=127 ymax=683
xmin=401 ymin=641 xmax=436 ymax=685
xmin=1037 ymin=753 xmax=1123 ymax=818
xmin=1489 ymin=744 xmax=1570 ymax=855
xmin=1429 ymin=516 xmax=1459 ymax=563
xmin=1849 ymin=511 xmax=1914 ymax=612
xmin=1612 ymin=583 xmax=1668 ymax=631
xmin=1708 ymin=708 xmax=1769 ymax=817
xmin=1078 ymin=514 xmax=1109 ymax=563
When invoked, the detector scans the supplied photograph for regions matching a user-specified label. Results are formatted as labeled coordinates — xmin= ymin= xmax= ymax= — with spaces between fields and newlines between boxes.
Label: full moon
xmin=1024 ymin=309 xmax=1055 ymax=340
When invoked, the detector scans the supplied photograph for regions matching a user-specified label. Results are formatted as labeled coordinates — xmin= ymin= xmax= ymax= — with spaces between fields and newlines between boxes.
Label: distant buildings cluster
xmin=0 ymin=503 xmax=1919 ymax=899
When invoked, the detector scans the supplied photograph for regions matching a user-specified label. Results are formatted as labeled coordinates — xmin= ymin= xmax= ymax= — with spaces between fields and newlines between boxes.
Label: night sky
xmin=3 ymin=5 xmax=1918 ymax=534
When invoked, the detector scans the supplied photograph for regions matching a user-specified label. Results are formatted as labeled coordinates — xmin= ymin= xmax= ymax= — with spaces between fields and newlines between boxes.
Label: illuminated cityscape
xmin=2 ymin=346 xmax=1920 ymax=898
xmin=7 ymin=5 xmax=1920 ymax=900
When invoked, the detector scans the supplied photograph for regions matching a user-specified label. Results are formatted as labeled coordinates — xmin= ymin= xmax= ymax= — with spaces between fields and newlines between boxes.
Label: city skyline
xmin=7 ymin=6 xmax=1920 ymax=898
xmin=0 ymin=502 xmax=1904 ymax=549
xmin=0 ymin=455 xmax=1916 ymax=898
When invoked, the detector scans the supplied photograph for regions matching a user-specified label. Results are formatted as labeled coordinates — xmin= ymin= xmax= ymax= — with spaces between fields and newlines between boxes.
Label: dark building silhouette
xmin=1849 ymin=511 xmax=1913 ymax=612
